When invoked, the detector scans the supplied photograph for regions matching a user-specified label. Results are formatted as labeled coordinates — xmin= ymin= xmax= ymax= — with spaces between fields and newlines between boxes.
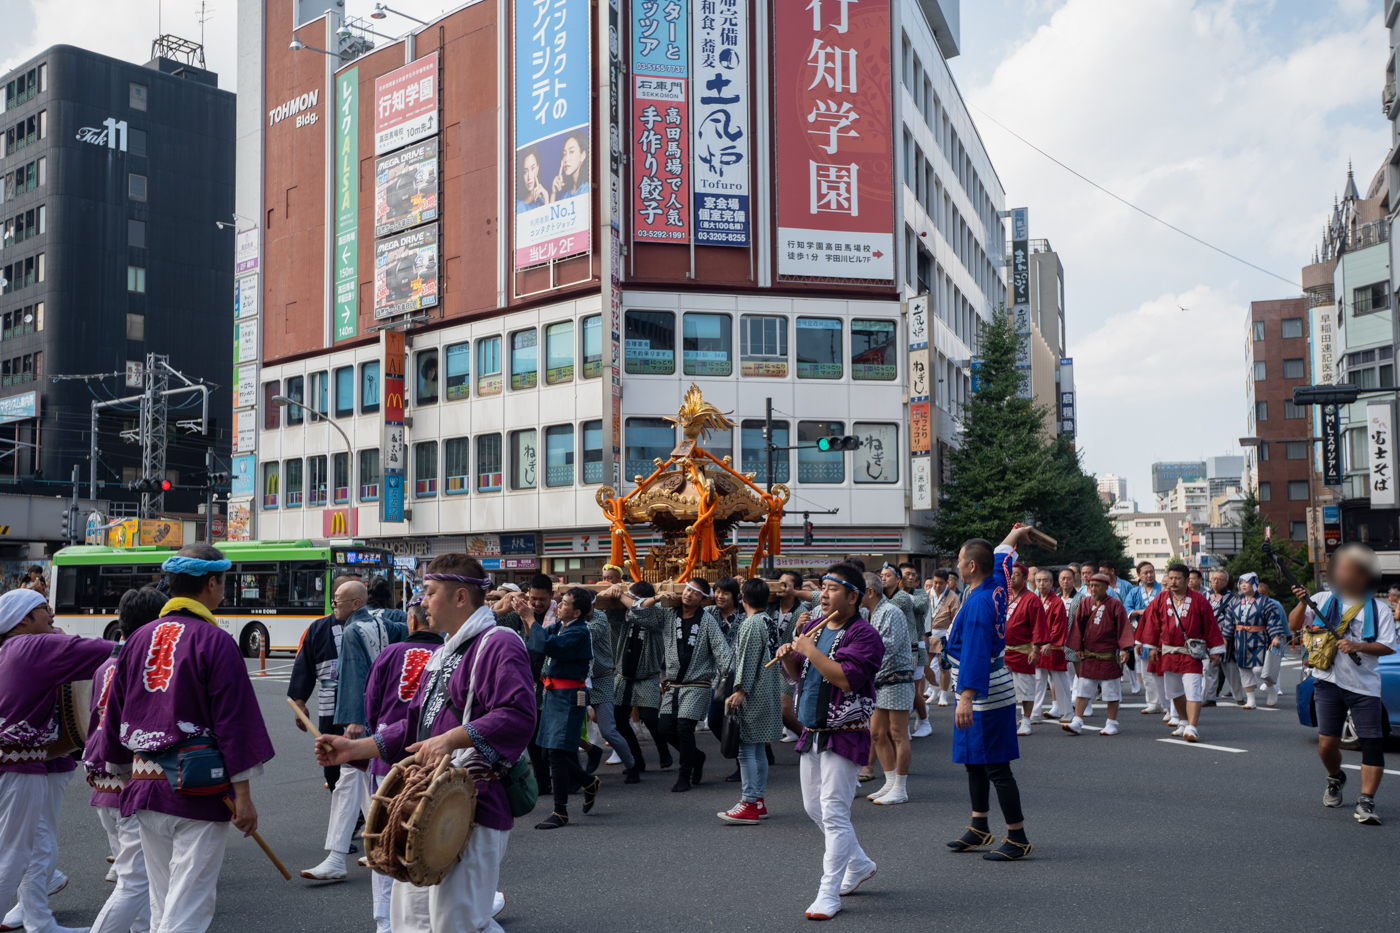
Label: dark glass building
xmin=0 ymin=44 xmax=233 ymax=557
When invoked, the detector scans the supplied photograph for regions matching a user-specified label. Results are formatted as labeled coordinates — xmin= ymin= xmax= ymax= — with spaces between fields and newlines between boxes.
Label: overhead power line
xmin=971 ymin=106 xmax=1305 ymax=290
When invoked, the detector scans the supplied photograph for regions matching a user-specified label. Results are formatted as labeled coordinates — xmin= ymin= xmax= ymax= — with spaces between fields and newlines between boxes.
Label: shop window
xmin=359 ymin=449 xmax=380 ymax=501
xmin=360 ymin=361 xmax=380 ymax=413
xmin=129 ymin=82 xmax=148 ymax=111
xmin=262 ymin=380 xmax=280 ymax=430
xmin=545 ymin=424 xmax=574 ymax=486
xmin=545 ymin=321 xmax=574 ymax=384
xmin=625 ymin=417 xmax=674 ymax=481
xmin=796 ymin=317 xmax=842 ymax=379
xmin=581 ymin=315 xmax=603 ymax=378
xmin=477 ymin=336 xmax=502 ymax=395
xmin=798 ymin=420 xmax=845 ymax=482
xmin=742 ymin=420 xmax=789 ymax=483
xmin=284 ymin=458 xmax=304 ymax=507
xmin=415 ymin=349 xmax=438 ymax=405
xmin=414 ymin=441 xmax=438 ymax=496
xmin=334 ymin=366 xmax=354 ymax=418
xmin=285 ymin=375 xmax=304 ymax=425
xmin=333 ymin=453 xmax=350 ymax=504
xmin=445 ymin=342 xmax=469 ymax=401
xmin=511 ymin=429 xmax=537 ymax=489
xmin=511 ymin=330 xmax=538 ymax=390
xmin=683 ymin=313 xmax=732 ymax=376
xmin=127 ymin=265 xmax=146 ymax=293
xmin=477 ymin=434 xmax=503 ymax=492
xmin=444 ymin=438 xmax=470 ymax=494
xmin=129 ymin=173 xmax=147 ymax=201
xmin=625 ymin=311 xmax=675 ymax=374
xmin=262 ymin=462 xmax=280 ymax=509
xmin=851 ymin=320 xmax=897 ymax=380
xmin=582 ymin=420 xmax=604 ymax=484
xmin=126 ymin=312 xmax=145 ymax=341
xmin=853 ymin=423 xmax=897 ymax=483
xmin=308 ymin=456 xmax=328 ymax=506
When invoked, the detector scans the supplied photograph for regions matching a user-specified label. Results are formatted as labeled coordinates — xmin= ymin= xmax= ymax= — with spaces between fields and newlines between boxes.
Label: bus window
xmin=99 ymin=569 xmax=136 ymax=609
xmin=55 ymin=566 xmax=77 ymax=610
xmin=78 ymin=567 xmax=98 ymax=608
xmin=286 ymin=563 xmax=327 ymax=610
xmin=233 ymin=563 xmax=281 ymax=609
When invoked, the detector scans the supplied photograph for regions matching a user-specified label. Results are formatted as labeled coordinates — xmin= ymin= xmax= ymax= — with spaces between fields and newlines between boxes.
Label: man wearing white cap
xmin=0 ymin=587 xmax=113 ymax=933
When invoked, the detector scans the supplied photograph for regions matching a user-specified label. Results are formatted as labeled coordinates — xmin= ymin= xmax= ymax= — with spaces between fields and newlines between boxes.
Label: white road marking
xmin=1157 ymin=738 xmax=1248 ymax=753
xmin=1342 ymin=764 xmax=1400 ymax=776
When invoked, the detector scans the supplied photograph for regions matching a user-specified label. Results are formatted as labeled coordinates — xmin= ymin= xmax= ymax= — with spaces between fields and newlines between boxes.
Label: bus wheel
xmin=102 ymin=621 xmax=121 ymax=641
xmin=240 ymin=622 xmax=270 ymax=659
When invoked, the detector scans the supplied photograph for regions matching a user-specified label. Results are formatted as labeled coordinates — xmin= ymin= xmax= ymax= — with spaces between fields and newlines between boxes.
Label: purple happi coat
xmin=0 ymin=632 xmax=112 ymax=775
xmin=97 ymin=610 xmax=276 ymax=822
xmin=363 ymin=633 xmax=442 ymax=778
xmin=84 ymin=650 xmax=123 ymax=807
xmin=374 ymin=624 xmax=535 ymax=832
xmin=785 ymin=615 xmax=884 ymax=767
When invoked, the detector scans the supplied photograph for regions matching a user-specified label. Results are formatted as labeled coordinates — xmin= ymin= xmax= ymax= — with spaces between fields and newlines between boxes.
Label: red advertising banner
xmin=909 ymin=400 xmax=930 ymax=454
xmin=773 ymin=0 xmax=893 ymax=280
xmin=322 ymin=507 xmax=358 ymax=538
xmin=374 ymin=53 xmax=439 ymax=155
xmin=633 ymin=76 xmax=690 ymax=242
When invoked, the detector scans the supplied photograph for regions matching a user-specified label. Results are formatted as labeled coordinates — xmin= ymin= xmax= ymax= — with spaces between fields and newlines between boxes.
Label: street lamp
xmin=289 ymin=37 xmax=338 ymax=55
xmin=371 ymin=2 xmax=428 ymax=23
xmin=272 ymin=396 xmax=355 ymax=496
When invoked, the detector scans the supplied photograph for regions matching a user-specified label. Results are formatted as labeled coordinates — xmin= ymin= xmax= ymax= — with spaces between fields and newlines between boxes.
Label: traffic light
xmin=815 ymin=435 xmax=861 ymax=452
xmin=208 ymin=471 xmax=231 ymax=486
xmin=60 ymin=508 xmax=70 ymax=540
xmin=803 ymin=519 xmax=814 ymax=546
xmin=1292 ymin=384 xmax=1360 ymax=407
xmin=125 ymin=476 xmax=173 ymax=494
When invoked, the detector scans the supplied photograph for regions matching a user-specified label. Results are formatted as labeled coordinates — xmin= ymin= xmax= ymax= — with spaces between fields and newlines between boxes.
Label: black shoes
xmin=670 ymin=777 xmax=692 ymax=793
xmin=583 ymin=778 xmax=602 ymax=814
xmin=535 ymin=812 xmax=568 ymax=830
xmin=692 ymin=751 xmax=707 ymax=786
xmin=624 ymin=764 xmax=642 ymax=785
xmin=585 ymin=745 xmax=604 ymax=774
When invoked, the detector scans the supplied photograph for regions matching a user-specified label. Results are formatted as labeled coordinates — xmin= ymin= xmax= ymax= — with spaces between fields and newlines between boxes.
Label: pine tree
xmin=927 ymin=311 xmax=1127 ymax=569
xmin=1222 ymin=492 xmax=1312 ymax=612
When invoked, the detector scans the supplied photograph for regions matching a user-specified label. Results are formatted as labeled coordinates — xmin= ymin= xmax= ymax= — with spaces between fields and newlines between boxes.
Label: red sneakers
xmin=717 ymin=800 xmax=761 ymax=824
xmin=755 ymin=797 xmax=769 ymax=819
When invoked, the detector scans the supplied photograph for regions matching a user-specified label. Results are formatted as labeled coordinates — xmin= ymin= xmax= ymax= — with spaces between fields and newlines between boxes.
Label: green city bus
xmin=52 ymin=540 xmax=395 ymax=656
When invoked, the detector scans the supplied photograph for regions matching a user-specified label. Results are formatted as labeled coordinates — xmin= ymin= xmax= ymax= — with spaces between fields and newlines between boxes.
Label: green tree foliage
xmin=927 ymin=310 xmax=1128 ymax=572
xmin=1222 ymin=491 xmax=1312 ymax=612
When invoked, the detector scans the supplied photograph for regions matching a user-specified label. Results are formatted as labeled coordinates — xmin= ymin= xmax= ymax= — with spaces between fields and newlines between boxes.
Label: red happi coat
xmin=1035 ymin=593 xmax=1069 ymax=672
xmin=1067 ymin=597 xmax=1133 ymax=681
xmin=1139 ymin=591 xmax=1223 ymax=675
xmin=1003 ymin=588 xmax=1048 ymax=675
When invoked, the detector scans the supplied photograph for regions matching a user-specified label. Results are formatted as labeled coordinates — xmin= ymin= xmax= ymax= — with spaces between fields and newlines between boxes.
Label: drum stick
xmin=286 ymin=697 xmax=334 ymax=753
xmin=224 ymin=798 xmax=292 ymax=880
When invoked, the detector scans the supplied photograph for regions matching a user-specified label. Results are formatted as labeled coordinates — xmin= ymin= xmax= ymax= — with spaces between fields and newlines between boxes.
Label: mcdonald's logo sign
xmin=322 ymin=507 xmax=357 ymax=538
xmin=386 ymin=391 xmax=403 ymax=409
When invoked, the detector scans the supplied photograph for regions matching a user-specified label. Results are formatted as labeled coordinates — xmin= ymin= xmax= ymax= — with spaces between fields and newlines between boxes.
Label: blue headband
xmin=822 ymin=573 xmax=863 ymax=595
xmin=162 ymin=556 xmax=231 ymax=575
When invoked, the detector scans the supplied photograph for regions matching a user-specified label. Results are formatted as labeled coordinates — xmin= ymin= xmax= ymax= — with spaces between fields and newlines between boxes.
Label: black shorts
xmin=1313 ymin=679 xmax=1385 ymax=739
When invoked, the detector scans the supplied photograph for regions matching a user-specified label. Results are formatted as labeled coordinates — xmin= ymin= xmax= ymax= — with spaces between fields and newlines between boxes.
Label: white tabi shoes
xmin=1140 ymin=704 xmax=1164 ymax=714
xmin=494 ymin=892 xmax=506 ymax=918
xmin=1099 ymin=719 xmax=1120 ymax=736
xmin=839 ymin=859 xmax=878 ymax=896
xmin=1243 ymin=693 xmax=1257 ymax=710
xmin=1265 ymin=684 xmax=1280 ymax=707
xmin=1062 ymin=716 xmax=1084 ymax=735
xmin=1016 ymin=719 xmax=1032 ymax=736
xmin=299 ymin=854 xmax=349 ymax=882
xmin=912 ymin=717 xmax=933 ymax=738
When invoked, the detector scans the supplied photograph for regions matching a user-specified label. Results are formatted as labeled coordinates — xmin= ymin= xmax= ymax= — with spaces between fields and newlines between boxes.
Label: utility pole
xmin=140 ymin=351 xmax=171 ymax=518
xmin=765 ymin=397 xmax=775 ymax=576
xmin=205 ymin=447 xmax=215 ymax=544
xmin=67 ymin=463 xmax=79 ymax=546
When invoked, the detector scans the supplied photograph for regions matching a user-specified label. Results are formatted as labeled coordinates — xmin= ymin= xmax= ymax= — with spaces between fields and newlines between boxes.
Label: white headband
xmin=685 ymin=581 xmax=709 ymax=597
xmin=0 ymin=588 xmax=47 ymax=637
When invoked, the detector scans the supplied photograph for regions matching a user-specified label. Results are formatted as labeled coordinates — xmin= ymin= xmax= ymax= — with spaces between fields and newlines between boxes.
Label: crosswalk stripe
xmin=1158 ymin=738 xmax=1247 ymax=753
xmin=1342 ymin=764 xmax=1400 ymax=776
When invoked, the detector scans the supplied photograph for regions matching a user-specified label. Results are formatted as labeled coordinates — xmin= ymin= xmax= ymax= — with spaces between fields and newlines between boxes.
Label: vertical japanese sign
xmin=692 ymin=0 xmax=749 ymax=245
xmin=1321 ymin=402 xmax=1342 ymax=487
xmin=1369 ymin=402 xmax=1396 ymax=508
xmin=1311 ymin=306 xmax=1335 ymax=385
xmin=907 ymin=295 xmax=932 ymax=509
xmin=374 ymin=54 xmax=439 ymax=155
xmin=514 ymin=0 xmax=592 ymax=268
xmin=335 ymin=67 xmax=359 ymax=342
xmin=382 ymin=330 xmax=406 ymax=522
xmin=608 ymin=0 xmax=624 ymax=488
xmin=632 ymin=0 xmax=689 ymax=242
xmin=774 ymin=0 xmax=892 ymax=280
xmin=1010 ymin=207 xmax=1031 ymax=400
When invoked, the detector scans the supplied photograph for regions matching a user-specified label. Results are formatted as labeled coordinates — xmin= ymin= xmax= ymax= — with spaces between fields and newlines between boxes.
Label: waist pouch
xmin=1304 ymin=628 xmax=1340 ymax=671
xmin=148 ymin=736 xmax=231 ymax=796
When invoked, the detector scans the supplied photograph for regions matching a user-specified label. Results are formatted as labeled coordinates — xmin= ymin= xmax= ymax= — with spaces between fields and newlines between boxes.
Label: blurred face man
xmin=820 ymin=573 xmax=861 ymax=622
xmin=880 ymin=566 xmax=899 ymax=595
xmin=1165 ymin=568 xmax=1187 ymax=595
xmin=1058 ymin=568 xmax=1076 ymax=596
xmin=1138 ymin=565 xmax=1156 ymax=588
xmin=1009 ymin=566 xmax=1028 ymax=593
xmin=1088 ymin=578 xmax=1108 ymax=603
xmin=902 ymin=566 xmax=920 ymax=591
xmin=1036 ymin=570 xmax=1054 ymax=597
xmin=1211 ymin=571 xmax=1230 ymax=594
xmin=333 ymin=581 xmax=367 ymax=622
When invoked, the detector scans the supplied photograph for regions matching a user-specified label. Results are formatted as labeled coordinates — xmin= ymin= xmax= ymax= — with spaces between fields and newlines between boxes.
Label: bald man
xmin=303 ymin=579 xmax=407 ymax=880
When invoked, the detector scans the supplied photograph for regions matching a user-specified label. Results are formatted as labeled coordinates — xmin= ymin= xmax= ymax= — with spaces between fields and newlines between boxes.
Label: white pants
xmin=0 ymin=773 xmax=46 ymax=932
xmin=6 ymin=769 xmax=72 ymax=933
xmin=799 ymin=749 xmax=871 ymax=909
xmin=1221 ymin=660 xmax=1243 ymax=699
xmin=1142 ymin=668 xmax=1165 ymax=708
xmin=1163 ymin=671 xmax=1203 ymax=703
xmin=325 ymin=766 xmax=372 ymax=854
xmin=92 ymin=808 xmax=150 ymax=933
xmin=370 ymin=775 xmax=393 ymax=933
xmin=1239 ymin=666 xmax=1263 ymax=689
xmin=1011 ymin=672 xmax=1036 ymax=705
xmin=392 ymin=825 xmax=509 ymax=933
xmin=137 ymin=811 xmax=229 ymax=933
xmin=1074 ymin=677 xmax=1122 ymax=702
xmin=1034 ymin=668 xmax=1073 ymax=714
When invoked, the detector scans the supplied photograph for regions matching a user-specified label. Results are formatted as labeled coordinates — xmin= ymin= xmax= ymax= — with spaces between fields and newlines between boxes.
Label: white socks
xmin=874 ymin=774 xmax=909 ymax=805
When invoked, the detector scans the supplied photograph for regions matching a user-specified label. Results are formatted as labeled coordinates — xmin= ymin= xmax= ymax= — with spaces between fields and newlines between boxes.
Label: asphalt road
xmin=37 ymin=650 xmax=1400 ymax=933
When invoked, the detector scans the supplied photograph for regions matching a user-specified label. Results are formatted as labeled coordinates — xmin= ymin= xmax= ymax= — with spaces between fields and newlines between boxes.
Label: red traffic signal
xmin=158 ymin=479 xmax=172 ymax=492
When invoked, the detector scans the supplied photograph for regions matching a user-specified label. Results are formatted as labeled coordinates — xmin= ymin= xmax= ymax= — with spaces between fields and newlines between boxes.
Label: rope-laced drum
xmin=363 ymin=754 xmax=482 ymax=886
xmin=44 ymin=680 xmax=92 ymax=759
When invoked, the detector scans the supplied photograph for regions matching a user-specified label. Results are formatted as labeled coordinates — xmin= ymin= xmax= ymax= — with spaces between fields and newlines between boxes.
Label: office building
xmin=233 ymin=0 xmax=1003 ymax=580
xmin=0 ymin=42 xmax=235 ymax=560
xmin=1244 ymin=297 xmax=1312 ymax=540
xmin=1205 ymin=455 xmax=1242 ymax=499
xmin=1150 ymin=460 xmax=1205 ymax=496
xmin=1096 ymin=472 xmax=1126 ymax=505
xmin=1112 ymin=511 xmax=1192 ymax=571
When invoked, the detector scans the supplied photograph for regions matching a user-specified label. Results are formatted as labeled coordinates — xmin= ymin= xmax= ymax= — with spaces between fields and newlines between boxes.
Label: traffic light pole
xmin=765 ymin=398 xmax=775 ymax=576
xmin=205 ymin=447 xmax=215 ymax=544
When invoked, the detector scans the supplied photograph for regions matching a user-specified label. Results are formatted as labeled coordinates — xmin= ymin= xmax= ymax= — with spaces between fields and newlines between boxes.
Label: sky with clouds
xmin=1 ymin=0 xmax=1390 ymax=506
